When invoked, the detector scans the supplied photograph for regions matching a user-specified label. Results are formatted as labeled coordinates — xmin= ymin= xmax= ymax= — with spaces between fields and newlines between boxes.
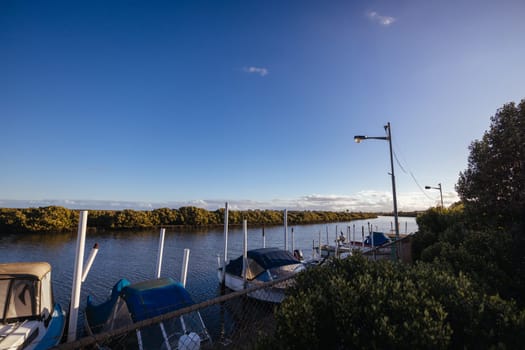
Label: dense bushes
xmin=413 ymin=207 xmax=523 ymax=305
xmin=262 ymin=255 xmax=525 ymax=349
xmin=0 ymin=206 xmax=377 ymax=233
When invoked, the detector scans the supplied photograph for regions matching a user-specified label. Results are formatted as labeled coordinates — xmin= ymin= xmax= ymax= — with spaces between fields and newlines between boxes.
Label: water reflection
xmin=4 ymin=231 xmax=75 ymax=246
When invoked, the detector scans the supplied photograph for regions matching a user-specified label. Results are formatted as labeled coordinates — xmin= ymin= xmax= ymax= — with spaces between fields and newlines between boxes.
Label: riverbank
xmin=0 ymin=206 xmax=379 ymax=234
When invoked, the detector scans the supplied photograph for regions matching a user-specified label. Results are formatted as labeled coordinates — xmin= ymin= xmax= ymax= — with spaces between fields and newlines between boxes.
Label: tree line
xmin=262 ymin=98 xmax=525 ymax=348
xmin=0 ymin=206 xmax=377 ymax=233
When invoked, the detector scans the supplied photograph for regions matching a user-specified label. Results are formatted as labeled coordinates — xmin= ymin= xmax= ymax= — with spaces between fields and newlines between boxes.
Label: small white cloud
xmin=243 ymin=66 xmax=269 ymax=77
xmin=367 ymin=11 xmax=396 ymax=26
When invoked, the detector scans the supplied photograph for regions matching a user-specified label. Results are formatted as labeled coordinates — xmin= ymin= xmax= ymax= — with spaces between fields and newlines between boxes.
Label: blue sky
xmin=1 ymin=0 xmax=524 ymax=212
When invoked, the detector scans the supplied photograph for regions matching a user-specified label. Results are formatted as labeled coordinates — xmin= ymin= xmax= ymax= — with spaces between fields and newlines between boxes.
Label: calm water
xmin=0 ymin=216 xmax=416 ymax=337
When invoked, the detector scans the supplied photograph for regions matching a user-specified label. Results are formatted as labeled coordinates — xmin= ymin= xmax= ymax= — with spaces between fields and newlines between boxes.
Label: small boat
xmin=316 ymin=231 xmax=392 ymax=258
xmin=345 ymin=231 xmax=392 ymax=252
xmin=0 ymin=262 xmax=66 ymax=350
xmin=217 ymin=247 xmax=306 ymax=303
xmin=85 ymin=277 xmax=211 ymax=350
xmin=363 ymin=231 xmax=391 ymax=247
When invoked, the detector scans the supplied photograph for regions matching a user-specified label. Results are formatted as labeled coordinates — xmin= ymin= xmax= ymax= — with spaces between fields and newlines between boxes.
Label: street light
xmin=354 ymin=122 xmax=400 ymax=258
xmin=425 ymin=183 xmax=443 ymax=209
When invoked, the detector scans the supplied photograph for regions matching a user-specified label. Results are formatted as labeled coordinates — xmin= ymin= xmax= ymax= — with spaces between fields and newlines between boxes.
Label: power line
xmin=392 ymin=141 xmax=436 ymax=202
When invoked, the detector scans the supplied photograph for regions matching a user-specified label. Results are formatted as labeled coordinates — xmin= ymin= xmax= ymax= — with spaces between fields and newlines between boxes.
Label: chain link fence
xmin=54 ymin=276 xmax=291 ymax=350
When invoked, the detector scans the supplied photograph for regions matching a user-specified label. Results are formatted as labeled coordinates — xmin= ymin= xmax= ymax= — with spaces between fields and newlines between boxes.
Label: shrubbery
xmin=0 ymin=206 xmax=377 ymax=233
xmin=261 ymin=255 xmax=525 ymax=349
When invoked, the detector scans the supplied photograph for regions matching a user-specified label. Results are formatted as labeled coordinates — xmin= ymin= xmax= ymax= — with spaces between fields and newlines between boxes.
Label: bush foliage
xmin=262 ymin=255 xmax=525 ymax=349
xmin=0 ymin=206 xmax=377 ymax=233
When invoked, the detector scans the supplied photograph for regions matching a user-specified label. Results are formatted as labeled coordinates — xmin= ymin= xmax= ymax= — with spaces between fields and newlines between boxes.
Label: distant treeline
xmin=0 ymin=206 xmax=378 ymax=233
xmin=378 ymin=211 xmax=421 ymax=218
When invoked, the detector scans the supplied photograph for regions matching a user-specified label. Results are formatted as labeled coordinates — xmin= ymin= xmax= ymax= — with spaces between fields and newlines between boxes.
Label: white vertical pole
xmin=136 ymin=330 xmax=144 ymax=350
xmin=178 ymin=249 xmax=190 ymax=336
xmin=291 ymin=227 xmax=295 ymax=253
xmin=372 ymin=231 xmax=376 ymax=260
xmin=156 ymin=228 xmax=166 ymax=278
xmin=242 ymin=219 xmax=248 ymax=286
xmin=262 ymin=225 xmax=266 ymax=248
xmin=81 ymin=243 xmax=99 ymax=282
xmin=318 ymin=230 xmax=321 ymax=257
xmin=181 ymin=248 xmax=190 ymax=287
xmin=284 ymin=209 xmax=288 ymax=251
xmin=222 ymin=202 xmax=229 ymax=282
xmin=67 ymin=210 xmax=88 ymax=343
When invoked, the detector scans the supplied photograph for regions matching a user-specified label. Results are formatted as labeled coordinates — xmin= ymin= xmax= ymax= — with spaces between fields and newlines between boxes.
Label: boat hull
xmin=217 ymin=268 xmax=290 ymax=303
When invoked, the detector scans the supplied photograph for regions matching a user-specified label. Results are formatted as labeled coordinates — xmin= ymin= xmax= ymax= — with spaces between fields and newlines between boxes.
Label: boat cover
xmin=364 ymin=232 xmax=391 ymax=246
xmin=86 ymin=277 xmax=196 ymax=331
xmin=0 ymin=262 xmax=54 ymax=322
xmin=225 ymin=248 xmax=300 ymax=279
xmin=86 ymin=278 xmax=130 ymax=329
xmin=121 ymin=277 xmax=195 ymax=322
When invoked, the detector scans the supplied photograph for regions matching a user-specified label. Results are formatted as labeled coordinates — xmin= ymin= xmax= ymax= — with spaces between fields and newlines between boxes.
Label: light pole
xmin=425 ymin=183 xmax=443 ymax=209
xmin=354 ymin=122 xmax=400 ymax=258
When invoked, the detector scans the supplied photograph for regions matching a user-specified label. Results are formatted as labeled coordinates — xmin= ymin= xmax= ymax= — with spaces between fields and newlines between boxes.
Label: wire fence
xmin=54 ymin=276 xmax=291 ymax=350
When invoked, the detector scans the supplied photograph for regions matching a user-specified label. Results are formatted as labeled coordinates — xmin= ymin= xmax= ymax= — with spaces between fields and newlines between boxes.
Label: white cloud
xmin=0 ymin=190 xmax=459 ymax=212
xmin=367 ymin=11 xmax=396 ymax=26
xmin=243 ymin=66 xmax=269 ymax=77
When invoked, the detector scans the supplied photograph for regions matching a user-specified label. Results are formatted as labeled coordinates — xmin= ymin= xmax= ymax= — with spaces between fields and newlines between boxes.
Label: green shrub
xmin=260 ymin=255 xmax=525 ymax=349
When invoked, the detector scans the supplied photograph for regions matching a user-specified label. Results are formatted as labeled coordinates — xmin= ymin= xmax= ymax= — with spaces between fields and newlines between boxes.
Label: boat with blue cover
xmin=317 ymin=231 xmax=392 ymax=258
xmin=217 ymin=247 xmax=305 ymax=303
xmin=363 ymin=231 xmax=391 ymax=247
xmin=86 ymin=277 xmax=211 ymax=349
xmin=0 ymin=262 xmax=66 ymax=350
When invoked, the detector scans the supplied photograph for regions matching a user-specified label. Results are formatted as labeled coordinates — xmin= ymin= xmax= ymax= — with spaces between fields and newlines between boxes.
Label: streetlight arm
xmin=354 ymin=135 xmax=389 ymax=143
xmin=425 ymin=183 xmax=444 ymax=209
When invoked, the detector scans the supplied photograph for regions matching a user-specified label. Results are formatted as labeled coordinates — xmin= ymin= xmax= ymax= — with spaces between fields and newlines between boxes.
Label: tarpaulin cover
xmin=225 ymin=247 xmax=300 ymax=279
xmin=364 ymin=232 xmax=391 ymax=246
xmin=86 ymin=277 xmax=195 ymax=329
xmin=120 ymin=277 xmax=195 ymax=322
xmin=86 ymin=278 xmax=130 ymax=328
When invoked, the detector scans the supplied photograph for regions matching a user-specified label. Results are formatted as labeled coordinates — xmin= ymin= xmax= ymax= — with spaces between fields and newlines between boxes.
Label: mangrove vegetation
xmin=0 ymin=206 xmax=377 ymax=233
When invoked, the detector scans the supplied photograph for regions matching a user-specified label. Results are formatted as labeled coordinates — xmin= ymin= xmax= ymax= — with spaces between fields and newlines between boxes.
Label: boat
xmin=217 ymin=247 xmax=306 ymax=303
xmin=363 ymin=231 xmax=391 ymax=247
xmin=0 ymin=262 xmax=66 ymax=350
xmin=316 ymin=231 xmax=392 ymax=258
xmin=85 ymin=277 xmax=211 ymax=350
